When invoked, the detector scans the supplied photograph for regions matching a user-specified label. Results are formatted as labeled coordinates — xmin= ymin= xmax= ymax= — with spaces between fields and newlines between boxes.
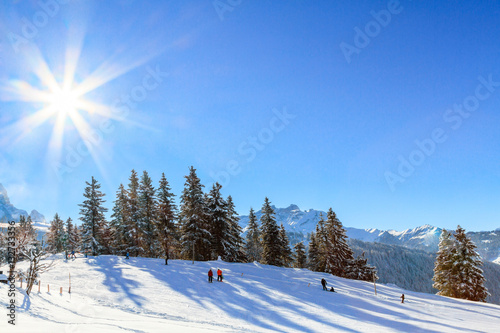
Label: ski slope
xmin=1 ymin=255 xmax=499 ymax=332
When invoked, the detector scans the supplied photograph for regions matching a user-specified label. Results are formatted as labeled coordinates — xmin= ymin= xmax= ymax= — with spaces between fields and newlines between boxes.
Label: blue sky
xmin=0 ymin=0 xmax=499 ymax=231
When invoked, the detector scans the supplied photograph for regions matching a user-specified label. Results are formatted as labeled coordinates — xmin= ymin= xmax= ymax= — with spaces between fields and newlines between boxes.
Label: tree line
xmin=40 ymin=166 xmax=378 ymax=283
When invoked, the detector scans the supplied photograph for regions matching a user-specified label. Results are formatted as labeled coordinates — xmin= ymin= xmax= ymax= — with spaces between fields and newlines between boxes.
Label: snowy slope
xmin=1 ymin=255 xmax=499 ymax=332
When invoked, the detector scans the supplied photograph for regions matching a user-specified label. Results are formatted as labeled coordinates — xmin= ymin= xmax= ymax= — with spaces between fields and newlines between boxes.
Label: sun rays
xmin=0 ymin=41 xmax=157 ymax=180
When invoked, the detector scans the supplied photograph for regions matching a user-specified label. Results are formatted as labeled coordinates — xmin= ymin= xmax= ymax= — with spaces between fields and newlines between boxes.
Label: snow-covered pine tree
xmin=66 ymin=217 xmax=79 ymax=252
xmin=278 ymin=223 xmax=293 ymax=267
xmin=110 ymin=184 xmax=130 ymax=255
xmin=347 ymin=252 xmax=378 ymax=281
xmin=127 ymin=170 xmax=142 ymax=257
xmin=450 ymin=225 xmax=489 ymax=302
xmin=225 ymin=195 xmax=245 ymax=262
xmin=315 ymin=214 xmax=327 ymax=272
xmin=138 ymin=170 xmax=158 ymax=257
xmin=206 ymin=183 xmax=229 ymax=260
xmin=244 ymin=208 xmax=261 ymax=262
xmin=324 ymin=208 xmax=354 ymax=278
xmin=46 ymin=213 xmax=66 ymax=253
xmin=433 ymin=229 xmax=454 ymax=297
xmin=156 ymin=173 xmax=178 ymax=265
xmin=293 ymin=241 xmax=307 ymax=268
xmin=260 ymin=197 xmax=282 ymax=266
xmin=179 ymin=166 xmax=211 ymax=261
xmin=79 ymin=176 xmax=108 ymax=256
xmin=72 ymin=222 xmax=81 ymax=251
xmin=308 ymin=231 xmax=320 ymax=271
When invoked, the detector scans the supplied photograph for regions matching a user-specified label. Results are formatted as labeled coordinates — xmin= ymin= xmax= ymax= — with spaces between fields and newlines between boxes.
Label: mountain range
xmin=0 ymin=183 xmax=48 ymax=231
xmin=238 ymin=204 xmax=500 ymax=263
xmin=1 ymin=181 xmax=498 ymax=265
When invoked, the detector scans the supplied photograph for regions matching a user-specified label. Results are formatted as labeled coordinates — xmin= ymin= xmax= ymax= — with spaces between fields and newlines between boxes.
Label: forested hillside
xmin=348 ymin=239 xmax=500 ymax=305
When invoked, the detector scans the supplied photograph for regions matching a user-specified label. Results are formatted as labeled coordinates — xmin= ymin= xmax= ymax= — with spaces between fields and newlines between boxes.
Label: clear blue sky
xmin=1 ymin=0 xmax=499 ymax=231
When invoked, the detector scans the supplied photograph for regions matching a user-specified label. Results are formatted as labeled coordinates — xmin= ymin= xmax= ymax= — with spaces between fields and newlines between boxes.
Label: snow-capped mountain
xmin=238 ymin=204 xmax=499 ymax=262
xmin=0 ymin=183 xmax=48 ymax=235
xmin=0 ymin=183 xmax=29 ymax=222
xmin=238 ymin=204 xmax=327 ymax=244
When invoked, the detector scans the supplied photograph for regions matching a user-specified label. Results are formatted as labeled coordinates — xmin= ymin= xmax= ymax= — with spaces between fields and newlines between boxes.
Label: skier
xmin=217 ymin=269 xmax=223 ymax=282
xmin=400 ymin=294 xmax=405 ymax=303
xmin=71 ymin=250 xmax=76 ymax=259
xmin=321 ymin=278 xmax=327 ymax=291
xmin=208 ymin=269 xmax=213 ymax=283
xmin=126 ymin=252 xmax=130 ymax=260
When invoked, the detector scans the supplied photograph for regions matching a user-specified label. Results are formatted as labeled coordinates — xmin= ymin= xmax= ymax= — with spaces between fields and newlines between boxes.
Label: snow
xmin=1 ymin=255 xmax=499 ymax=332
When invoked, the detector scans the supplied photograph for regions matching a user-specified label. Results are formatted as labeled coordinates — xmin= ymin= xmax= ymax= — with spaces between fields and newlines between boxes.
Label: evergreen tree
xmin=433 ymin=226 xmax=489 ymax=302
xmin=156 ymin=173 xmax=178 ymax=265
xmin=314 ymin=214 xmax=327 ymax=272
xmin=138 ymin=170 xmax=158 ymax=257
xmin=225 ymin=195 xmax=245 ymax=262
xmin=206 ymin=183 xmax=229 ymax=260
xmin=110 ymin=184 xmax=130 ymax=255
xmin=127 ymin=170 xmax=142 ymax=256
xmin=260 ymin=197 xmax=281 ymax=266
xmin=308 ymin=232 xmax=320 ymax=271
xmin=324 ymin=208 xmax=354 ymax=278
xmin=346 ymin=253 xmax=378 ymax=281
xmin=279 ymin=223 xmax=293 ymax=267
xmin=179 ymin=166 xmax=211 ymax=261
xmin=433 ymin=229 xmax=454 ymax=297
xmin=450 ymin=226 xmax=489 ymax=302
xmin=79 ymin=176 xmax=108 ymax=256
xmin=46 ymin=213 xmax=66 ymax=253
xmin=293 ymin=241 xmax=307 ymax=268
xmin=66 ymin=217 xmax=79 ymax=252
xmin=244 ymin=208 xmax=261 ymax=262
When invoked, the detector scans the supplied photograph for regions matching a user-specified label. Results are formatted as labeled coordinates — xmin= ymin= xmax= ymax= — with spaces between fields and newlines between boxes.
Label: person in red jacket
xmin=208 ymin=269 xmax=213 ymax=283
xmin=217 ymin=269 xmax=223 ymax=282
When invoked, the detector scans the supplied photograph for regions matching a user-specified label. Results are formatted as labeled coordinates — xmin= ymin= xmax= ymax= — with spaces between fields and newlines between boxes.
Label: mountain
xmin=238 ymin=204 xmax=500 ymax=263
xmin=238 ymin=204 xmax=326 ymax=244
xmin=1 ymin=255 xmax=498 ymax=332
xmin=0 ymin=183 xmax=48 ymax=239
xmin=0 ymin=183 xmax=29 ymax=222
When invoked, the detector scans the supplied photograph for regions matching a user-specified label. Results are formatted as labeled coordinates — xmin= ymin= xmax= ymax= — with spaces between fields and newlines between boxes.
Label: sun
xmin=48 ymin=86 xmax=82 ymax=118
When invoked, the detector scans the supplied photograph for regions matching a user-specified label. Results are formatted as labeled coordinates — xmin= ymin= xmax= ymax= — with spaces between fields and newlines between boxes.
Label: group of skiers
xmin=208 ymin=268 xmax=223 ymax=283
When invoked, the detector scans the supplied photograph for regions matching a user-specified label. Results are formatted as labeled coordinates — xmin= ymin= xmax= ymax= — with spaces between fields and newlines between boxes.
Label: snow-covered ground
xmin=1 ymin=255 xmax=499 ymax=332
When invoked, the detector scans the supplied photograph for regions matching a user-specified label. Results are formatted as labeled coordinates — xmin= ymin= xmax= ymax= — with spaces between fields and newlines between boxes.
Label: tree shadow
xmin=91 ymin=255 xmax=145 ymax=307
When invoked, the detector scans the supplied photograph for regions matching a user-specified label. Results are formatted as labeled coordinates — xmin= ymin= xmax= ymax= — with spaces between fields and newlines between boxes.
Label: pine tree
xmin=433 ymin=229 xmax=454 ymax=296
xmin=110 ymin=184 xmax=130 ymax=255
xmin=66 ymin=217 xmax=79 ymax=252
xmin=308 ymin=232 xmax=320 ymax=271
xmin=314 ymin=214 xmax=327 ymax=272
xmin=324 ymin=208 xmax=354 ymax=278
xmin=225 ymin=195 xmax=245 ymax=262
xmin=156 ymin=173 xmax=178 ymax=265
xmin=179 ymin=166 xmax=211 ymax=261
xmin=138 ymin=170 xmax=158 ymax=257
xmin=293 ymin=241 xmax=307 ymax=268
xmin=450 ymin=226 xmax=489 ymax=302
xmin=279 ymin=224 xmax=293 ymax=267
xmin=433 ymin=226 xmax=489 ymax=302
xmin=206 ymin=183 xmax=229 ymax=260
xmin=79 ymin=176 xmax=108 ymax=256
xmin=127 ymin=170 xmax=142 ymax=257
xmin=46 ymin=213 xmax=66 ymax=253
xmin=244 ymin=208 xmax=261 ymax=262
xmin=260 ymin=197 xmax=281 ymax=266
xmin=347 ymin=253 xmax=378 ymax=281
